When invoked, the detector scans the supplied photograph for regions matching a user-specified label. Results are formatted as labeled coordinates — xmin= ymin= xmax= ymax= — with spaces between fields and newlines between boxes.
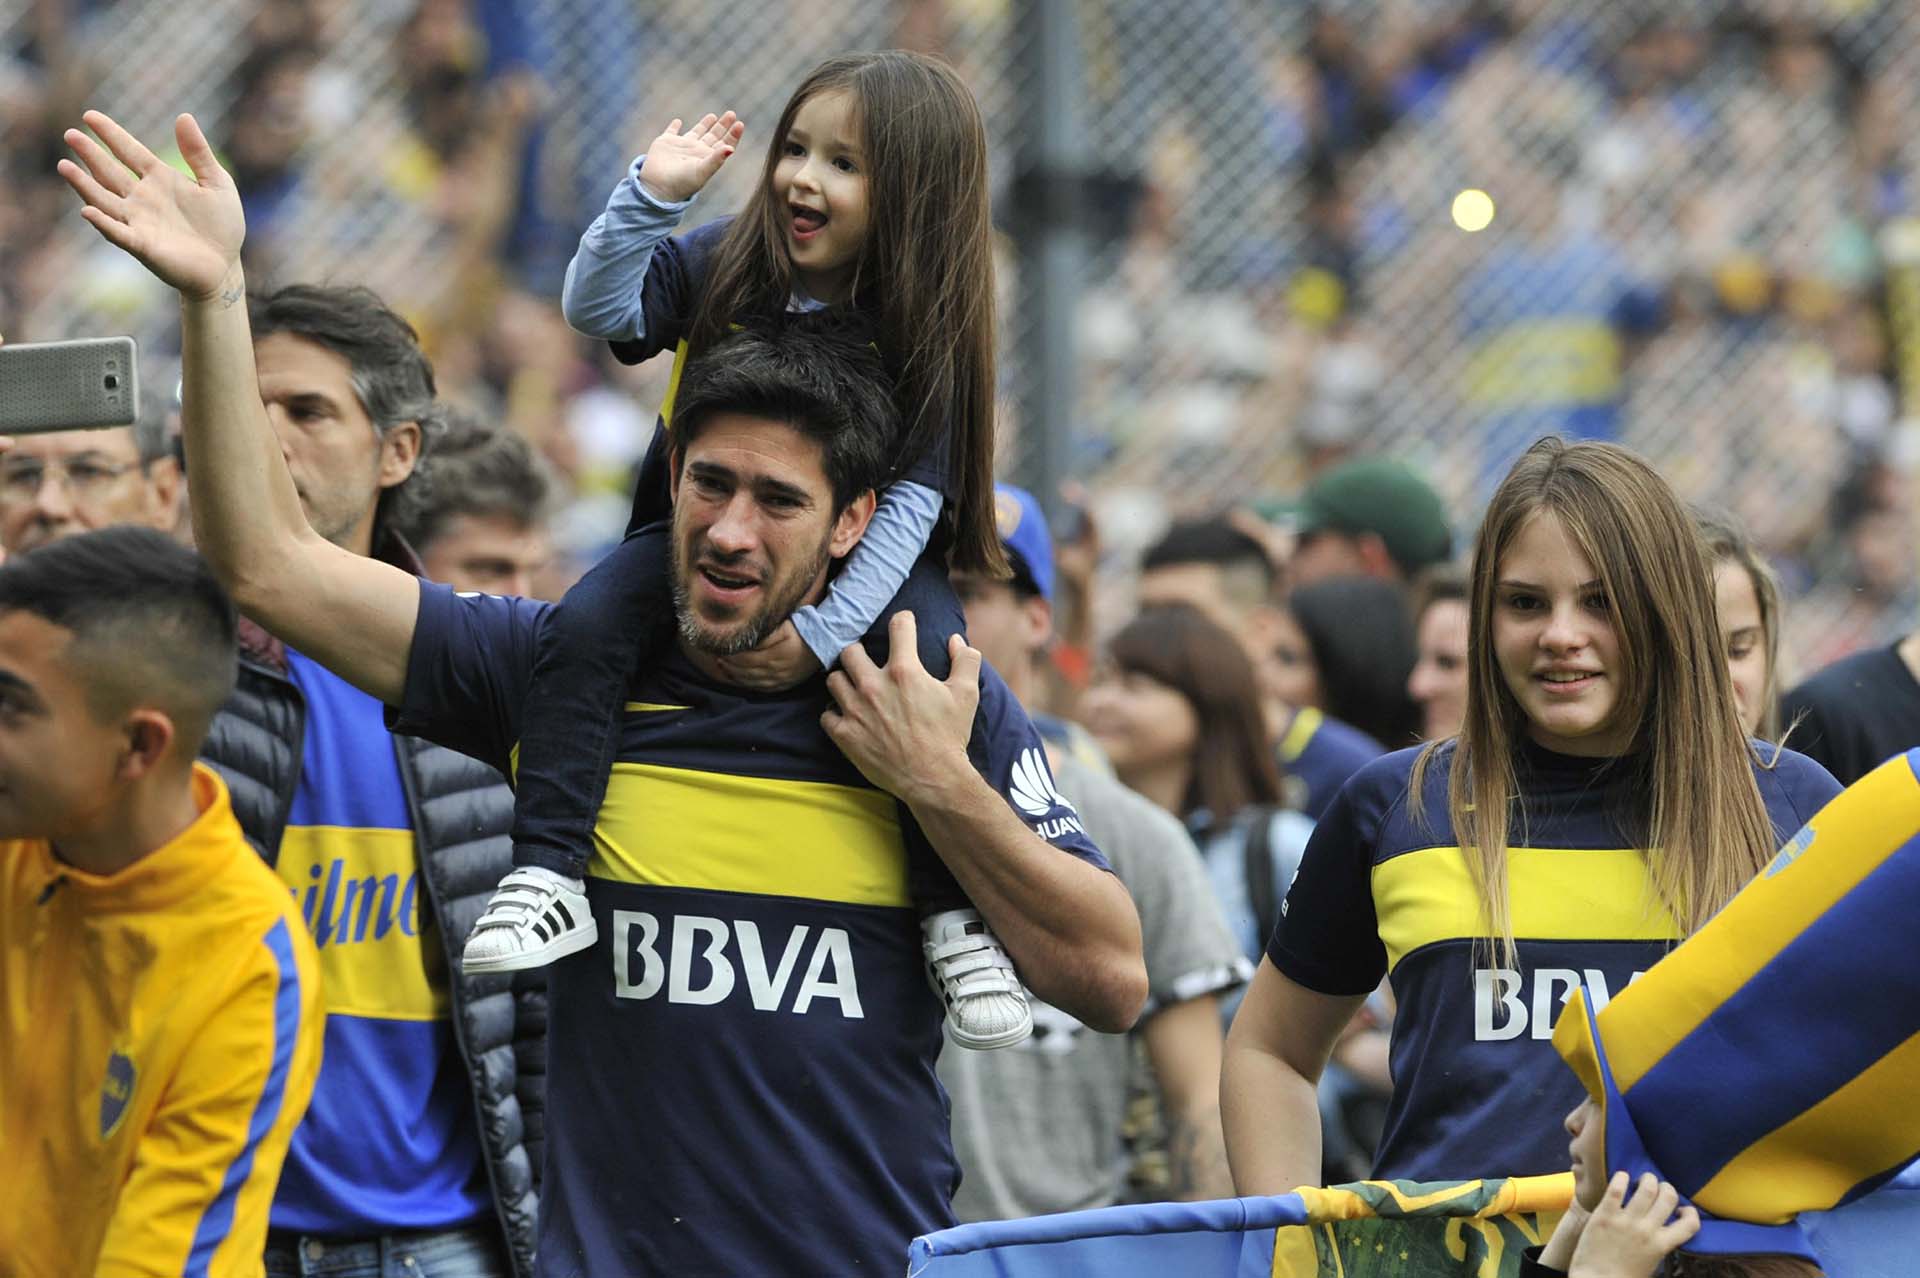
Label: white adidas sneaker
xmin=461 ymin=866 xmax=598 ymax=974
xmin=922 ymin=908 xmax=1032 ymax=1050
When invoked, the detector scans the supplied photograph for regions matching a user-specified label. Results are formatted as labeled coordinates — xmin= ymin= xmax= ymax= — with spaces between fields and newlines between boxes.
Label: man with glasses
xmin=0 ymin=385 xmax=182 ymax=556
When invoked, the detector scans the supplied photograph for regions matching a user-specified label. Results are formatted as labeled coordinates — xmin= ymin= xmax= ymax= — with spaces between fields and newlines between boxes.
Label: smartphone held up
xmin=0 ymin=336 xmax=140 ymax=434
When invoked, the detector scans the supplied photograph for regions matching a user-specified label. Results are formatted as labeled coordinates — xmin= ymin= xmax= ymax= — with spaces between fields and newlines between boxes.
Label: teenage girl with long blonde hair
xmin=1221 ymin=438 xmax=1842 ymax=1192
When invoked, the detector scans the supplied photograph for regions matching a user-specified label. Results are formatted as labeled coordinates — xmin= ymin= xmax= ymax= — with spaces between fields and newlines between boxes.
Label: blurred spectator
xmin=393 ymin=409 xmax=555 ymax=598
xmin=1782 ymin=624 xmax=1920 ymax=788
xmin=1273 ymin=575 xmax=1422 ymax=750
xmin=183 ymin=285 xmax=543 ymax=1278
xmin=1136 ymin=517 xmax=1382 ymax=818
xmin=1700 ymin=512 xmax=1785 ymax=742
xmin=943 ymin=484 xmax=1246 ymax=1217
xmin=223 ymin=41 xmax=320 ymax=268
xmin=1082 ymin=604 xmax=1311 ymax=1024
xmin=0 ymin=385 xmax=180 ymax=555
xmin=1406 ymin=563 xmax=1469 ymax=742
xmin=1283 ymin=457 xmax=1453 ymax=587
xmin=1083 ymin=602 xmax=1392 ymax=1180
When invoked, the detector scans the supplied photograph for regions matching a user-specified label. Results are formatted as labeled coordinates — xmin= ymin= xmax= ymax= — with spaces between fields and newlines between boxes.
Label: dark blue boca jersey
xmin=391 ymin=584 xmax=1109 ymax=1276
xmin=1269 ymin=739 xmax=1841 ymax=1182
xmin=1274 ymin=706 xmax=1384 ymax=821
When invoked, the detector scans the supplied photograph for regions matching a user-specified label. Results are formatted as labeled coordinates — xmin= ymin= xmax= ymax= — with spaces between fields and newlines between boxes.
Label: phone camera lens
xmin=104 ymin=374 xmax=120 ymax=390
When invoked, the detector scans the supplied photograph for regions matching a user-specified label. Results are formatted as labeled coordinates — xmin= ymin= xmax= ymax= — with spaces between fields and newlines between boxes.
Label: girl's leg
xmin=510 ymin=524 xmax=671 ymax=872
xmin=462 ymin=525 xmax=670 ymax=973
xmin=871 ymin=554 xmax=1030 ymax=1049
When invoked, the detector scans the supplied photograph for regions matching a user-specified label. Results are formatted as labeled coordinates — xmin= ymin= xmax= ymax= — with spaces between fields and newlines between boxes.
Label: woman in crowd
xmin=1220 ymin=438 xmax=1842 ymax=1193
xmin=1268 ymin=575 xmax=1423 ymax=751
xmin=1407 ymin=564 xmax=1469 ymax=741
xmin=1699 ymin=514 xmax=1785 ymax=741
xmin=1082 ymin=604 xmax=1312 ymax=992
xmin=1084 ymin=605 xmax=1391 ymax=1180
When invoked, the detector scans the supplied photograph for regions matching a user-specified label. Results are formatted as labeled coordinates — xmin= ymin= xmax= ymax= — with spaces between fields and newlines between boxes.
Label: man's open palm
xmin=58 ymin=111 xmax=245 ymax=302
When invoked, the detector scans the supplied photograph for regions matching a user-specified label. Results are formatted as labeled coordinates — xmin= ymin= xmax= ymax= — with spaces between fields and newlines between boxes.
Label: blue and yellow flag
xmin=1553 ymin=747 xmax=1920 ymax=1259
xmin=908 ymin=1176 xmax=1573 ymax=1277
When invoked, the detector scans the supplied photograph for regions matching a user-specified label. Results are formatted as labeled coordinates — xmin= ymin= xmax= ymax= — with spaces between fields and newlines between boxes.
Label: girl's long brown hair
xmin=690 ymin=50 xmax=1007 ymax=576
xmin=1410 ymin=438 xmax=1778 ymax=964
xmin=1107 ymin=605 xmax=1283 ymax=821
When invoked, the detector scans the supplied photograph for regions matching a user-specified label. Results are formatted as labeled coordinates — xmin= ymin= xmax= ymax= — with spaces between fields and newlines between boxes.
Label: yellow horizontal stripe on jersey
xmin=1595 ymin=758 xmax=1916 ymax=1091
xmin=277 ymin=826 xmax=449 ymax=1022
xmin=1373 ymin=845 xmax=1679 ymax=972
xmin=588 ymin=761 xmax=910 ymax=907
xmin=623 ymin=702 xmax=690 ymax=713
xmin=1693 ymin=1028 xmax=1920 ymax=1222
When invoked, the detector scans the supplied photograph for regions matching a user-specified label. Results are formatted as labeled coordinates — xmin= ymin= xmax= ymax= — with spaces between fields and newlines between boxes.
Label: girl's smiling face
xmin=1492 ymin=511 xmax=1633 ymax=757
xmin=772 ymin=89 xmax=871 ymax=303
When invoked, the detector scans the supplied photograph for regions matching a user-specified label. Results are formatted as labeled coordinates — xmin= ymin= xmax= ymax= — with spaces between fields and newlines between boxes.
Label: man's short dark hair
xmin=1141 ymin=518 xmax=1276 ymax=589
xmin=247 ymin=283 xmax=446 ymax=534
xmin=671 ymin=316 xmax=894 ymax=509
xmin=0 ymin=526 xmax=237 ymax=753
xmin=394 ymin=411 xmax=551 ymax=551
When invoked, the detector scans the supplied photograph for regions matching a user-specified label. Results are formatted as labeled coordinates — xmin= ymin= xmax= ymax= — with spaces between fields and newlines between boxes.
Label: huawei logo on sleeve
xmin=1009 ymin=748 xmax=1085 ymax=838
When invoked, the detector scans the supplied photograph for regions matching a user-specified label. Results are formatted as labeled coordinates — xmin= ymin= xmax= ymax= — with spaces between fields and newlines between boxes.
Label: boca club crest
xmin=100 ymin=1050 xmax=136 ymax=1140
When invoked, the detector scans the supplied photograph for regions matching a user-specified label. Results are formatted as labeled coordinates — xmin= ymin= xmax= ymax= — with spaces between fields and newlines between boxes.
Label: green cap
xmin=1294 ymin=458 xmax=1451 ymax=574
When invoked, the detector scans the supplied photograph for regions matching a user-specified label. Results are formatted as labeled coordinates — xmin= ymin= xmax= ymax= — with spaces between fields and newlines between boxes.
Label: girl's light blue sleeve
xmin=790 ymin=481 xmax=942 ymax=668
xmin=561 ymin=157 xmax=693 ymax=341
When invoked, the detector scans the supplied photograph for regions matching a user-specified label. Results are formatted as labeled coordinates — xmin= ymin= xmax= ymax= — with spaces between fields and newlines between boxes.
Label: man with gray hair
xmin=0 ymin=381 xmax=181 ymax=555
xmin=184 ymin=284 xmax=545 ymax=1278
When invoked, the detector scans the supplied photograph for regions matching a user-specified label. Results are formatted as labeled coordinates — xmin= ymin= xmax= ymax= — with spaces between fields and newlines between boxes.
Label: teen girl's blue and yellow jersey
xmin=390 ymin=583 xmax=1112 ymax=1277
xmin=0 ymin=765 xmax=323 ymax=1277
xmin=1267 ymin=738 xmax=1840 ymax=1181
xmin=267 ymin=650 xmax=489 ymax=1235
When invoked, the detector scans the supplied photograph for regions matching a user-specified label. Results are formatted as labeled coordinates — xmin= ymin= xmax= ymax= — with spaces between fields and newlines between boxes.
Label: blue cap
xmin=994 ymin=484 xmax=1054 ymax=603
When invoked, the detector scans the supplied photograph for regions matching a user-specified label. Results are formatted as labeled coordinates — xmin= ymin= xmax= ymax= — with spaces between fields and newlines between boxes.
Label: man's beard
xmin=671 ymin=529 xmax=833 ymax=657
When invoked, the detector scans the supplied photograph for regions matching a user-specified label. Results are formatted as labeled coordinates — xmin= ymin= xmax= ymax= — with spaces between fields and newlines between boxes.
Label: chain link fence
xmin=4 ymin=0 xmax=1917 ymax=678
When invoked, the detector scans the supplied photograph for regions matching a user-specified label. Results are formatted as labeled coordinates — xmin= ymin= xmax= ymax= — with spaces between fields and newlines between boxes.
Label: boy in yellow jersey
xmin=0 ymin=527 xmax=323 ymax=1277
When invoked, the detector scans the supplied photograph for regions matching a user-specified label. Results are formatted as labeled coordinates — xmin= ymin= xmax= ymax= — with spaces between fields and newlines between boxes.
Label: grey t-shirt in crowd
xmin=940 ymin=752 xmax=1250 ymax=1222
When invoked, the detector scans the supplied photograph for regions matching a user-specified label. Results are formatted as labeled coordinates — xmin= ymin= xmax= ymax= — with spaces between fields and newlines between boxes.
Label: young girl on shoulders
xmin=464 ymin=51 xmax=1030 ymax=1050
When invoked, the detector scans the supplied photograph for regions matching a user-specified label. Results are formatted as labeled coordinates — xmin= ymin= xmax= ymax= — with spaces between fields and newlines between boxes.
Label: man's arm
xmin=94 ymin=921 xmax=324 ymax=1278
xmin=59 ymin=110 xmax=418 ymax=703
xmin=822 ymin=612 xmax=1148 ymax=1033
xmin=1141 ymin=993 xmax=1235 ymax=1201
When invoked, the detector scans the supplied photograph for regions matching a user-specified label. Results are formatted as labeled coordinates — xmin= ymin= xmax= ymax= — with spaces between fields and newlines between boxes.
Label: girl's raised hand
xmin=1568 ymin=1172 xmax=1701 ymax=1278
xmin=57 ymin=111 xmax=245 ymax=303
xmin=637 ymin=111 xmax=745 ymax=204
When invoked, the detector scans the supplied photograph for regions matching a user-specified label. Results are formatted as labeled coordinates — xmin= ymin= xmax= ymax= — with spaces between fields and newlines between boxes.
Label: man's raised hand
xmin=57 ymin=112 xmax=245 ymax=304
xmin=636 ymin=111 xmax=744 ymax=204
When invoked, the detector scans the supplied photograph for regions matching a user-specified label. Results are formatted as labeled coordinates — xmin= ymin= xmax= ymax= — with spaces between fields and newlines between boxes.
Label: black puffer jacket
xmin=199 ymin=548 xmax=544 ymax=1278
